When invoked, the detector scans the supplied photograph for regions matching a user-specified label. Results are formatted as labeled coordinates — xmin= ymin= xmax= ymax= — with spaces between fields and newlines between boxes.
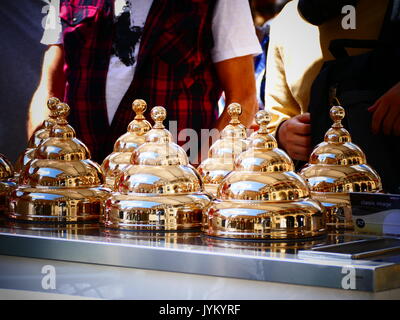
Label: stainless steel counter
xmin=0 ymin=217 xmax=399 ymax=299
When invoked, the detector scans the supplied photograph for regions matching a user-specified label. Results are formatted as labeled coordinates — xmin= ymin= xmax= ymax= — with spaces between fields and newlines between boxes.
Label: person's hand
xmin=368 ymin=82 xmax=400 ymax=136
xmin=249 ymin=120 xmax=259 ymax=132
xmin=276 ymin=113 xmax=312 ymax=161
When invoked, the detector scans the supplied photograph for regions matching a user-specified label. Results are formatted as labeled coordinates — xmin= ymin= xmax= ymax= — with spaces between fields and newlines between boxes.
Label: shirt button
xmin=72 ymin=17 xmax=77 ymax=22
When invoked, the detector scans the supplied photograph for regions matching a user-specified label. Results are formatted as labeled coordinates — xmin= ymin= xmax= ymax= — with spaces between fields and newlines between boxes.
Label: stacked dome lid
xmin=198 ymin=103 xmax=250 ymax=196
xmin=8 ymin=103 xmax=110 ymax=223
xmin=103 ymin=106 xmax=212 ymax=231
xmin=0 ymin=153 xmax=16 ymax=213
xmin=300 ymin=105 xmax=382 ymax=229
xmin=15 ymin=97 xmax=60 ymax=176
xmin=204 ymin=110 xmax=326 ymax=240
xmin=102 ymin=99 xmax=152 ymax=189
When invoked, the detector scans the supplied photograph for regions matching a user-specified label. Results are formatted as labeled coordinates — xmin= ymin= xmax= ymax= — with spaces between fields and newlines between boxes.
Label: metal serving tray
xmin=0 ymin=217 xmax=399 ymax=293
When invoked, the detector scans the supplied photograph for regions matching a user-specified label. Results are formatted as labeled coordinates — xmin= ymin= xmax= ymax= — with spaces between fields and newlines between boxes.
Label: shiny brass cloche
xmin=14 ymin=97 xmax=60 ymax=177
xmin=300 ymin=105 xmax=382 ymax=229
xmin=198 ymin=103 xmax=250 ymax=196
xmin=203 ymin=110 xmax=326 ymax=240
xmin=101 ymin=99 xmax=152 ymax=189
xmin=8 ymin=103 xmax=110 ymax=224
xmin=103 ymin=106 xmax=212 ymax=231
xmin=0 ymin=153 xmax=16 ymax=213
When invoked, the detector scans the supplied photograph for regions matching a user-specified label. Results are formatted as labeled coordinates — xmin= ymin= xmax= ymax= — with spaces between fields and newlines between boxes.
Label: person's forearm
xmin=215 ymin=95 xmax=258 ymax=131
xmin=27 ymin=45 xmax=65 ymax=139
xmin=225 ymin=94 xmax=258 ymax=127
xmin=214 ymin=55 xmax=258 ymax=132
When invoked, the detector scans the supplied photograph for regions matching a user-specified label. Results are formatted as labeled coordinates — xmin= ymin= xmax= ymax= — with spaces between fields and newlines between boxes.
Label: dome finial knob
xmin=132 ymin=99 xmax=147 ymax=119
xmin=47 ymin=97 xmax=60 ymax=112
xmin=151 ymin=106 xmax=167 ymax=129
xmin=55 ymin=103 xmax=70 ymax=125
xmin=249 ymin=110 xmax=277 ymax=149
xmin=228 ymin=103 xmax=242 ymax=125
xmin=330 ymin=105 xmax=345 ymax=128
xmin=255 ymin=110 xmax=271 ymax=127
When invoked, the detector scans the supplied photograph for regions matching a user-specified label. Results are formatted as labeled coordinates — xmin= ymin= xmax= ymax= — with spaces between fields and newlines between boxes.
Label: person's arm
xmin=27 ymin=44 xmax=66 ymax=139
xmin=264 ymin=18 xmax=311 ymax=161
xmin=213 ymin=54 xmax=258 ymax=131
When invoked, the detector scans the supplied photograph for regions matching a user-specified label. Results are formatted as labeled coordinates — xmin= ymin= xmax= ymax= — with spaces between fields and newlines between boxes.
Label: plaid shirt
xmin=60 ymin=0 xmax=220 ymax=162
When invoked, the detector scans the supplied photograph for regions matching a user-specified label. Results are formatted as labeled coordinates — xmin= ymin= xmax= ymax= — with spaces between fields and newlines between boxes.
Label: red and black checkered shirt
xmin=60 ymin=0 xmax=221 ymax=162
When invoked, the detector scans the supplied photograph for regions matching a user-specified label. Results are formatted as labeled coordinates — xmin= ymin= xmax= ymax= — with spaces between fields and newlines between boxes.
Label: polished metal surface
xmin=101 ymin=99 xmax=152 ymax=189
xmin=4 ymin=218 xmax=100 ymax=235
xmin=0 ymin=216 xmax=399 ymax=293
xmin=0 ymin=154 xmax=16 ymax=213
xmin=2 ymin=253 xmax=399 ymax=300
xmin=198 ymin=103 xmax=250 ymax=196
xmin=204 ymin=110 xmax=326 ymax=240
xmin=8 ymin=97 xmax=60 ymax=215
xmin=298 ymin=238 xmax=400 ymax=260
xmin=14 ymin=97 xmax=60 ymax=176
xmin=103 ymin=106 xmax=212 ymax=231
xmin=8 ymin=103 xmax=110 ymax=224
xmin=300 ymin=106 xmax=382 ymax=229
xmin=0 ymin=154 xmax=14 ymax=180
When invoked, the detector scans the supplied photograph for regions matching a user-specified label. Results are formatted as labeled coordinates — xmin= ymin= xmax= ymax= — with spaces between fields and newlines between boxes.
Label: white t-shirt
xmin=41 ymin=0 xmax=262 ymax=124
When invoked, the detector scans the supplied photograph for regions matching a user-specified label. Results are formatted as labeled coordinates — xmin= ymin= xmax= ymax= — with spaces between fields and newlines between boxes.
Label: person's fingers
xmin=296 ymin=112 xmax=311 ymax=124
xmin=389 ymin=111 xmax=400 ymax=136
xmin=287 ymin=142 xmax=311 ymax=157
xmin=371 ymin=102 xmax=389 ymax=134
xmin=288 ymin=145 xmax=311 ymax=162
xmin=285 ymin=118 xmax=311 ymax=136
xmin=393 ymin=116 xmax=400 ymax=136
xmin=249 ymin=123 xmax=259 ymax=131
xmin=368 ymin=102 xmax=379 ymax=112
xmin=292 ymin=154 xmax=310 ymax=162
xmin=289 ymin=134 xmax=311 ymax=149
xmin=294 ymin=122 xmax=311 ymax=136
xmin=382 ymin=105 xmax=399 ymax=135
xmin=369 ymin=82 xmax=400 ymax=133
xmin=277 ymin=117 xmax=312 ymax=161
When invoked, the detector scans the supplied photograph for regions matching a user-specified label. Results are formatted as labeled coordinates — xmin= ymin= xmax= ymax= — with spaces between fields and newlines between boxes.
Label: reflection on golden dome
xmin=14 ymin=97 xmax=60 ymax=176
xmin=198 ymin=103 xmax=250 ymax=196
xmin=0 ymin=154 xmax=13 ymax=180
xmin=8 ymin=103 xmax=110 ymax=225
xmin=101 ymin=99 xmax=152 ymax=189
xmin=204 ymin=110 xmax=326 ymax=240
xmin=300 ymin=106 xmax=382 ymax=229
xmin=103 ymin=106 xmax=212 ymax=231
xmin=0 ymin=153 xmax=16 ymax=213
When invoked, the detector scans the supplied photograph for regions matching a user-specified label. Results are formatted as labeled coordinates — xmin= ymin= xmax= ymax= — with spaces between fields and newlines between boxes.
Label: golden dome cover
xmin=204 ymin=110 xmax=326 ymax=240
xmin=101 ymin=99 xmax=152 ymax=189
xmin=103 ymin=106 xmax=212 ymax=231
xmin=300 ymin=105 xmax=382 ymax=229
xmin=14 ymin=97 xmax=60 ymax=176
xmin=8 ymin=103 xmax=110 ymax=223
xmin=0 ymin=153 xmax=16 ymax=213
xmin=198 ymin=103 xmax=250 ymax=196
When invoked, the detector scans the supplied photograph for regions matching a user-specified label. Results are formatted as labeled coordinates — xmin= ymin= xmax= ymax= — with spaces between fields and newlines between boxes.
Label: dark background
xmin=0 ymin=0 xmax=47 ymax=163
